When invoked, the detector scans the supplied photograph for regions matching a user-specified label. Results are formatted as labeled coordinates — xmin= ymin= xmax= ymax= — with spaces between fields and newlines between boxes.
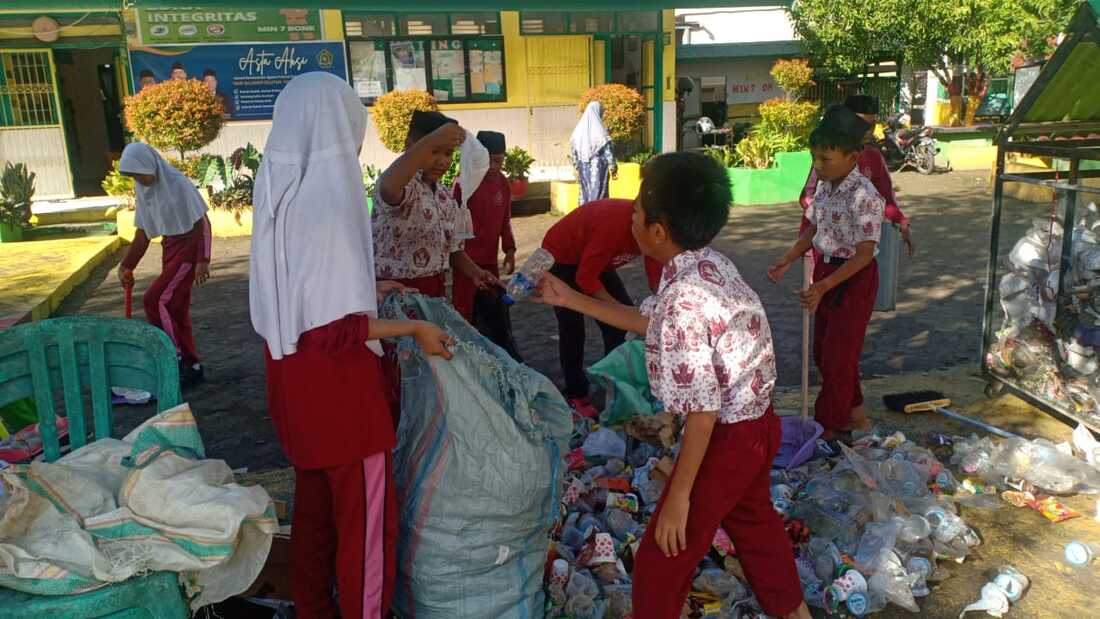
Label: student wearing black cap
xmin=798 ymin=95 xmax=913 ymax=256
xmin=768 ymin=104 xmax=885 ymax=439
xmin=451 ymin=130 xmax=523 ymax=361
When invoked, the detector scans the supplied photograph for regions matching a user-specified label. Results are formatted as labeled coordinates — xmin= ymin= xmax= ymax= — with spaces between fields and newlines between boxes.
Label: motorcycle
xmin=878 ymin=113 xmax=939 ymax=174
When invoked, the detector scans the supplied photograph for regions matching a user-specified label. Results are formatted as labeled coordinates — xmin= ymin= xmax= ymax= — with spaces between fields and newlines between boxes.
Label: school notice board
xmin=130 ymin=42 xmax=348 ymax=120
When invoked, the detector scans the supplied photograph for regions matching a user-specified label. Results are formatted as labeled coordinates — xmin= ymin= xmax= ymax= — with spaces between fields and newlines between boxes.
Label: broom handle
xmin=124 ymin=283 xmax=133 ymax=319
xmin=935 ymin=406 xmax=1020 ymax=439
xmin=801 ymin=253 xmax=811 ymax=421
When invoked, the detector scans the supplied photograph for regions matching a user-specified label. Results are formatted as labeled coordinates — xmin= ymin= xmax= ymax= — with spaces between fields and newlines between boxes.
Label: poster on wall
xmin=130 ymin=42 xmax=348 ymax=120
xmin=724 ymin=58 xmax=780 ymax=105
xmin=137 ymin=8 xmax=322 ymax=45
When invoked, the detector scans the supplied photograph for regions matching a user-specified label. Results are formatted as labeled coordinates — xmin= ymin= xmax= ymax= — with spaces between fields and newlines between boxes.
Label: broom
xmin=882 ymin=390 xmax=1019 ymax=439
xmin=124 ymin=282 xmax=133 ymax=319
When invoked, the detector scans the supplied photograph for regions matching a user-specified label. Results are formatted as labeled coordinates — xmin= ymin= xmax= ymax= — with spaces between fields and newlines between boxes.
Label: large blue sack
xmin=380 ymin=293 xmax=572 ymax=619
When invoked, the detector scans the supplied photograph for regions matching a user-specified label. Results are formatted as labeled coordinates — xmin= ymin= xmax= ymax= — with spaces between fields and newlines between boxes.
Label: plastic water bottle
xmin=502 ymin=247 xmax=554 ymax=305
xmin=1064 ymin=541 xmax=1100 ymax=566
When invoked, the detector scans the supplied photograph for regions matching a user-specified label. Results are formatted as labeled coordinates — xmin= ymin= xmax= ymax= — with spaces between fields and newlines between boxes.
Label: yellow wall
xmin=662 ymin=9 xmax=675 ymax=103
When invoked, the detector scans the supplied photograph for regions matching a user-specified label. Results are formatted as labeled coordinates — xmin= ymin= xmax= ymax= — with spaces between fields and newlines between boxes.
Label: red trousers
xmin=381 ymin=274 xmax=446 ymax=427
xmin=632 ymin=410 xmax=802 ymax=618
xmin=291 ymin=452 xmax=397 ymax=619
xmin=143 ymin=235 xmax=200 ymax=365
xmin=813 ymin=258 xmax=878 ymax=431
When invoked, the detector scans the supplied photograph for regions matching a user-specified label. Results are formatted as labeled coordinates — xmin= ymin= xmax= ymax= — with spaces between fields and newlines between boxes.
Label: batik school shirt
xmin=541 ymin=198 xmax=661 ymax=294
xmin=639 ymin=247 xmax=776 ymax=423
xmin=805 ymin=167 xmax=885 ymax=260
xmin=453 ymin=171 xmax=516 ymax=268
xmin=372 ymin=172 xmax=463 ymax=280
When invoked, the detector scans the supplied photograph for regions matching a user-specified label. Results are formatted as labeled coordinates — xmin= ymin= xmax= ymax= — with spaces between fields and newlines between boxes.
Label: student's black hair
xmin=406 ymin=110 xmax=456 ymax=144
xmin=202 ymin=68 xmax=216 ymax=78
xmin=639 ymin=152 xmax=731 ymax=250
xmin=139 ymin=69 xmax=155 ymax=79
xmin=170 ymin=62 xmax=185 ymax=71
xmin=809 ymin=103 xmax=870 ymax=154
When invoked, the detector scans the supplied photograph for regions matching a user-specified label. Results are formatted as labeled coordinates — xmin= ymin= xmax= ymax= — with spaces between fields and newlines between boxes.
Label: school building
xmin=0 ymin=2 xmax=787 ymax=200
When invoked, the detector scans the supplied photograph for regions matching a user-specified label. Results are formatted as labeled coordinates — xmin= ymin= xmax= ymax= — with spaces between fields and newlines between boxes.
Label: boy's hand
xmin=901 ymin=223 xmax=915 ymax=256
xmin=767 ymin=259 xmax=792 ymax=284
xmin=194 ymin=262 xmax=210 ymax=286
xmin=473 ymin=268 xmax=499 ymax=290
xmin=424 ymin=123 xmax=465 ymax=152
xmin=377 ymin=280 xmax=417 ymax=297
xmin=118 ymin=267 xmax=135 ymax=288
xmin=533 ymin=273 xmax=577 ymax=308
xmin=798 ymin=282 xmax=828 ymax=313
xmin=654 ymin=491 xmax=690 ymax=558
xmin=412 ymin=321 xmax=454 ymax=360
xmin=503 ymin=251 xmax=516 ymax=276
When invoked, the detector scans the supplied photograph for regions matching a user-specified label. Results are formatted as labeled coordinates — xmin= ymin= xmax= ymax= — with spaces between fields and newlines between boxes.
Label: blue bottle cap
xmin=1064 ymin=541 xmax=1093 ymax=566
xmin=846 ymin=592 xmax=869 ymax=616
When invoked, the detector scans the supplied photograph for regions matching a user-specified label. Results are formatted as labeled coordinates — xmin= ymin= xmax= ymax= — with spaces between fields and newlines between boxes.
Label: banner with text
xmin=130 ymin=42 xmax=348 ymax=120
xmin=137 ymin=8 xmax=321 ymax=45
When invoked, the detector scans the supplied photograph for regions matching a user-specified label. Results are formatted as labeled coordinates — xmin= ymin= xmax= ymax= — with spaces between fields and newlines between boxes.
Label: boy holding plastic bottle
xmin=768 ymin=105 xmax=885 ymax=439
xmin=451 ymin=130 xmax=522 ymax=361
xmin=536 ymin=152 xmax=811 ymax=619
xmin=539 ymin=198 xmax=662 ymax=418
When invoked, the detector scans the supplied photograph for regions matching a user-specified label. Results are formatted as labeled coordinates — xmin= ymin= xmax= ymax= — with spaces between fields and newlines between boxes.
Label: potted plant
xmin=503 ymin=146 xmax=535 ymax=199
xmin=0 ymin=162 xmax=35 ymax=243
xmin=203 ymin=143 xmax=262 ymax=226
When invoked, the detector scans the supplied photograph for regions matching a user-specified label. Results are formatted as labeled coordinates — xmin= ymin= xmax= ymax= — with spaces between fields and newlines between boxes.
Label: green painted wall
xmin=727 ymin=151 xmax=811 ymax=206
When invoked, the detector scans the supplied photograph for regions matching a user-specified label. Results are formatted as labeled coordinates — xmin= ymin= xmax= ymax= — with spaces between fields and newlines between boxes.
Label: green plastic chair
xmin=0 ymin=316 xmax=189 ymax=619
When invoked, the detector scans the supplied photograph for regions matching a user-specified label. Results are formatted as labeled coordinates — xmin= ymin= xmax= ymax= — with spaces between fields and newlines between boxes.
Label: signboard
xmin=130 ymin=42 xmax=348 ymax=120
xmin=725 ymin=59 xmax=780 ymax=105
xmin=1013 ymin=64 xmax=1042 ymax=111
xmin=138 ymin=8 xmax=321 ymax=44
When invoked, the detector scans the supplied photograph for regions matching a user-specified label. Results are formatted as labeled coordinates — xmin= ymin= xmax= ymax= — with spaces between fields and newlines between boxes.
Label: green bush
xmin=578 ymin=84 xmax=646 ymax=145
xmin=0 ymin=162 xmax=35 ymax=226
xmin=363 ymin=164 xmax=381 ymax=200
xmin=758 ymin=98 xmax=819 ymax=150
xmin=102 ymin=161 xmax=135 ymax=209
xmin=124 ymin=79 xmax=224 ymax=159
xmin=441 ymin=149 xmax=461 ymax=188
xmin=703 ymin=146 xmax=742 ymax=169
xmin=200 ymin=143 xmax=263 ymax=222
xmin=628 ymin=149 xmax=658 ymax=166
xmin=502 ymin=146 xmax=535 ymax=180
xmin=371 ymin=90 xmax=439 ymax=153
xmin=770 ymin=58 xmax=815 ymax=101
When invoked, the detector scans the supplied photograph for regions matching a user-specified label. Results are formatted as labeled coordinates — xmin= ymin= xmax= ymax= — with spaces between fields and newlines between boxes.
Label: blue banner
xmin=129 ymin=42 xmax=348 ymax=120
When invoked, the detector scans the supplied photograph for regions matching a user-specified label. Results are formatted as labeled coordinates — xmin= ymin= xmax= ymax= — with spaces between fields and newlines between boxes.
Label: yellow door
xmin=642 ymin=37 xmax=656 ymax=150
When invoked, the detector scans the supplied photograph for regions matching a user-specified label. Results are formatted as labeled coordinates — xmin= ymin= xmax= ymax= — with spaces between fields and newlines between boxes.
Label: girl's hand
xmin=654 ymin=492 xmax=690 ymax=558
xmin=194 ymin=262 xmax=210 ymax=286
xmin=533 ymin=273 xmax=577 ymax=308
xmin=798 ymin=282 xmax=828 ymax=313
xmin=412 ymin=321 xmax=454 ymax=360
xmin=473 ymin=268 xmax=499 ymax=290
xmin=377 ymin=280 xmax=416 ymax=297
xmin=767 ymin=259 xmax=792 ymax=284
xmin=118 ymin=267 xmax=135 ymax=288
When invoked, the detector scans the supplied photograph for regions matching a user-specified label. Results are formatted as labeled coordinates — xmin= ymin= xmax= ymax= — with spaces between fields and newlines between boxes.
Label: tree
xmin=124 ymin=79 xmax=224 ymax=159
xmin=788 ymin=0 xmax=1077 ymax=124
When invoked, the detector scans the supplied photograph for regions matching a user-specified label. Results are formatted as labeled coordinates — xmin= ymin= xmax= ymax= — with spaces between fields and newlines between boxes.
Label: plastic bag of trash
xmin=583 ymin=427 xmax=627 ymax=460
xmin=587 ymin=340 xmax=662 ymax=424
xmin=990 ymin=437 xmax=1100 ymax=494
xmin=381 ymin=293 xmax=573 ymax=619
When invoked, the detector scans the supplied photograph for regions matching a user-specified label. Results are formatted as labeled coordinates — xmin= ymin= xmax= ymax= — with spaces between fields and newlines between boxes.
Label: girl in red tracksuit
xmin=116 ymin=142 xmax=210 ymax=388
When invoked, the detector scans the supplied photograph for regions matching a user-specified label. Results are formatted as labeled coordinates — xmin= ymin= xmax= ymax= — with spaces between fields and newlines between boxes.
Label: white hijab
xmin=249 ymin=72 xmax=380 ymax=360
xmin=571 ymin=101 xmax=612 ymax=163
xmin=118 ymin=142 xmax=207 ymax=239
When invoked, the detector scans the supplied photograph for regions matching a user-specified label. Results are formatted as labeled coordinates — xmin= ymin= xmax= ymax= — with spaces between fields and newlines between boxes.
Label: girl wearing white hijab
xmin=116 ymin=142 xmax=211 ymax=387
xmin=571 ymin=100 xmax=618 ymax=204
xmin=249 ymin=71 xmax=452 ymax=619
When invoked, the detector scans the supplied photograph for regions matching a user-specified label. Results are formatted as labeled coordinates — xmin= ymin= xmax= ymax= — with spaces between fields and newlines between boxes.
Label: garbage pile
xmin=989 ymin=199 xmax=1100 ymax=422
xmin=544 ymin=416 xmax=999 ymax=618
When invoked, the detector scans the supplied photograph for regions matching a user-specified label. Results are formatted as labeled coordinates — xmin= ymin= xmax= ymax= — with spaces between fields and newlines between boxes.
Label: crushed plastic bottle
xmin=502 ymin=247 xmax=555 ymax=305
xmin=1064 ymin=541 xmax=1100 ymax=567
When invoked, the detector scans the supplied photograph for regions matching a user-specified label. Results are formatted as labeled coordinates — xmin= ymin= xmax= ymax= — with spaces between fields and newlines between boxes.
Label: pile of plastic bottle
xmin=544 ymin=420 xmax=992 ymax=618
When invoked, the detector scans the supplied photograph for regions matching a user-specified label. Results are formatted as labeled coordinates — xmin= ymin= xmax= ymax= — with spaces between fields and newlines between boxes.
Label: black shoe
xmin=180 ymin=363 xmax=205 ymax=389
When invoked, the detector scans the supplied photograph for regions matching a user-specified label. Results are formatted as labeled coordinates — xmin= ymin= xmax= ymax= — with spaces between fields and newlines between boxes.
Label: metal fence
xmin=805 ymin=75 xmax=900 ymax=121
xmin=0 ymin=51 xmax=59 ymax=128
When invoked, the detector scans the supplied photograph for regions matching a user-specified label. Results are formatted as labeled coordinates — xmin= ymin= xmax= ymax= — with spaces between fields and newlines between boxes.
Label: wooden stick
xmin=801 ymin=253 xmax=811 ymax=421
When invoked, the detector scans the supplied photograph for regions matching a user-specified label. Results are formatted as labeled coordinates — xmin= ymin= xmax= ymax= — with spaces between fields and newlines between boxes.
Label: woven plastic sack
xmin=587 ymin=339 xmax=662 ymax=425
xmin=380 ymin=293 xmax=572 ymax=619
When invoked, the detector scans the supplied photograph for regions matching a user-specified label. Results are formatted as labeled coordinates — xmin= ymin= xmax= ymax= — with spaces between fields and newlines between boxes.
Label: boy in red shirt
xmin=536 ymin=152 xmax=810 ymax=619
xmin=540 ymin=198 xmax=661 ymax=416
xmin=770 ymin=105 xmax=885 ymax=438
xmin=451 ymin=130 xmax=522 ymax=361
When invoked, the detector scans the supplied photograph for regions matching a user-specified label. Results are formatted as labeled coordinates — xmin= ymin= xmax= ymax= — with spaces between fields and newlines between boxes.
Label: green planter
xmin=0 ymin=221 xmax=23 ymax=243
xmin=726 ymin=151 xmax=813 ymax=206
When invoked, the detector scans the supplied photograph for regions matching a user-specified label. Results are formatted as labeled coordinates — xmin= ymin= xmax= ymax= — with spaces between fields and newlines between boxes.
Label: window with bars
xmin=520 ymin=11 xmax=661 ymax=35
xmin=0 ymin=51 xmax=59 ymax=127
xmin=345 ymin=13 xmax=505 ymax=105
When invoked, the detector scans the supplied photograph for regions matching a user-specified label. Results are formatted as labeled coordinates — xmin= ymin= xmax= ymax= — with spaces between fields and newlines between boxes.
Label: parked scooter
xmin=878 ymin=113 xmax=940 ymax=174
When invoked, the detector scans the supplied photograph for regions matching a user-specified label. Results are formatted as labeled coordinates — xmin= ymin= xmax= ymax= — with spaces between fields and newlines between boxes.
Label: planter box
xmin=0 ymin=222 xmax=23 ymax=243
xmin=727 ymin=151 xmax=812 ymax=206
xmin=116 ymin=207 xmax=253 ymax=243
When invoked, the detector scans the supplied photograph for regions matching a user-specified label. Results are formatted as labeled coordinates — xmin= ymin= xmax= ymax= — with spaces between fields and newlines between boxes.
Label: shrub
xmin=101 ymin=161 xmax=135 ymax=209
xmin=363 ymin=164 xmax=381 ymax=201
xmin=735 ymin=133 xmax=778 ymax=169
xmin=703 ymin=146 xmax=742 ymax=169
xmin=578 ymin=84 xmax=646 ymax=144
xmin=441 ymin=149 xmax=461 ymax=188
xmin=771 ymin=58 xmax=815 ymax=101
xmin=628 ymin=149 xmax=658 ymax=166
xmin=502 ymin=146 xmax=535 ymax=180
xmin=202 ymin=143 xmax=263 ymax=223
xmin=758 ymin=98 xmax=820 ymax=149
xmin=124 ymin=79 xmax=223 ymax=159
xmin=0 ymin=162 xmax=35 ymax=226
xmin=167 ymin=155 xmax=207 ymax=181
xmin=372 ymin=90 xmax=439 ymax=153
